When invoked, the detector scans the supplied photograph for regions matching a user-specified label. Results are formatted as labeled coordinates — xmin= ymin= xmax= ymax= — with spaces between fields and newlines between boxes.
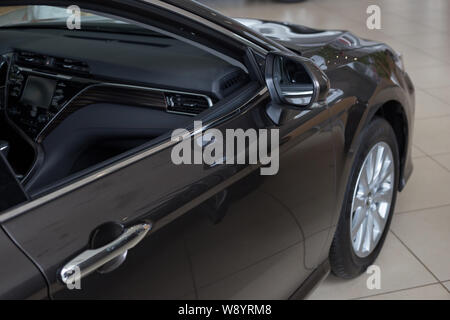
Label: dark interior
xmin=0 ymin=22 xmax=250 ymax=196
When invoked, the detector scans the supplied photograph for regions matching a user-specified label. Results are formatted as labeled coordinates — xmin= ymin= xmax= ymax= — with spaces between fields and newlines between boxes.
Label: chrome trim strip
xmin=0 ymin=87 xmax=268 ymax=223
xmin=101 ymin=82 xmax=214 ymax=108
xmin=282 ymin=91 xmax=314 ymax=96
xmin=17 ymin=66 xmax=73 ymax=80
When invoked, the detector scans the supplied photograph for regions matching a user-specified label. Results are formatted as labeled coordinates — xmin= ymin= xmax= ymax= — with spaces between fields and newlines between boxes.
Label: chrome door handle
xmin=60 ymin=223 xmax=151 ymax=284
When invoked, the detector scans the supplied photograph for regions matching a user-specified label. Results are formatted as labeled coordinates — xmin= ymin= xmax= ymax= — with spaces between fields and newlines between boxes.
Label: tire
xmin=330 ymin=117 xmax=400 ymax=279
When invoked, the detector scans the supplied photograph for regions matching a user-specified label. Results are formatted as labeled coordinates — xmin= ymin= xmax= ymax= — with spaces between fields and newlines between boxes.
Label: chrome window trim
xmin=0 ymin=87 xmax=269 ymax=223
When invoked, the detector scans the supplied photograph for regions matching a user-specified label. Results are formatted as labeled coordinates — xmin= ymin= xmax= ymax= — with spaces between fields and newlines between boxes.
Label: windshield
xmin=0 ymin=5 xmax=123 ymax=27
xmin=0 ymin=5 xmax=172 ymax=37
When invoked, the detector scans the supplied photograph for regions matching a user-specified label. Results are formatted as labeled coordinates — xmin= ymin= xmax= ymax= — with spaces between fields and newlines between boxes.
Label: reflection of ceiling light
xmin=234 ymin=18 xmax=342 ymax=42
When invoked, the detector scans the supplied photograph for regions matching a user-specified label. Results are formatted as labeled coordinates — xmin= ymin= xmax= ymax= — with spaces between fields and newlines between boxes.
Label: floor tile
xmin=308 ymin=233 xmax=435 ymax=300
xmin=393 ymin=33 xmax=450 ymax=50
xmin=433 ymin=153 xmax=450 ymax=172
xmin=407 ymin=65 xmax=450 ymax=89
xmin=377 ymin=14 xmax=437 ymax=37
xmin=412 ymin=145 xmax=426 ymax=158
xmin=421 ymin=45 xmax=450 ymax=65
xmin=414 ymin=116 xmax=450 ymax=155
xmin=396 ymin=157 xmax=450 ymax=212
xmin=391 ymin=205 xmax=450 ymax=281
xmin=361 ymin=284 xmax=450 ymax=300
xmin=425 ymin=86 xmax=450 ymax=105
xmin=415 ymin=90 xmax=450 ymax=119
xmin=390 ymin=43 xmax=445 ymax=69
xmin=444 ymin=281 xmax=450 ymax=292
xmin=422 ymin=12 xmax=450 ymax=33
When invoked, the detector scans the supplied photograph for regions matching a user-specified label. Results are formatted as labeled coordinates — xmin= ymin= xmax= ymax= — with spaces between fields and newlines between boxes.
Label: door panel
xmin=263 ymin=107 xmax=336 ymax=269
xmin=0 ymin=154 xmax=46 ymax=299
xmin=0 ymin=227 xmax=47 ymax=299
xmin=0 ymin=153 xmax=27 ymax=212
xmin=3 ymin=88 xmax=335 ymax=299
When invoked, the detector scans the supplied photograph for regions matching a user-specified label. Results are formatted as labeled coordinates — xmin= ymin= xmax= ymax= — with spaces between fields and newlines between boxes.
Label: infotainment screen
xmin=20 ymin=76 xmax=56 ymax=109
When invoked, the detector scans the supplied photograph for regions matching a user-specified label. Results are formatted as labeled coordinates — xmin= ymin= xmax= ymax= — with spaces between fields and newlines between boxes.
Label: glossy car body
xmin=0 ymin=0 xmax=414 ymax=299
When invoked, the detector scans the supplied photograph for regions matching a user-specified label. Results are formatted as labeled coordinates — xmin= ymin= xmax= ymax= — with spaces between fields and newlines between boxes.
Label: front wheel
xmin=330 ymin=117 xmax=400 ymax=278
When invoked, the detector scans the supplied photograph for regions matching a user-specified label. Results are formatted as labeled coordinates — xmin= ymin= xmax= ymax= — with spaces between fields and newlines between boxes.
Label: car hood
xmin=235 ymin=18 xmax=380 ymax=53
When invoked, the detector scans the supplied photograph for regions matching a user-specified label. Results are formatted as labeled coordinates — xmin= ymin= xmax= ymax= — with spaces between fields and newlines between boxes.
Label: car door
xmin=0 ymin=153 xmax=47 ymax=299
xmin=0 ymin=1 xmax=335 ymax=299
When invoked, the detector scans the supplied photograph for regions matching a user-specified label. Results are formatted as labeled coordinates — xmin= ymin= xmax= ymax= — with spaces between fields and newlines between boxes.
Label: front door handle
xmin=60 ymin=223 xmax=152 ymax=285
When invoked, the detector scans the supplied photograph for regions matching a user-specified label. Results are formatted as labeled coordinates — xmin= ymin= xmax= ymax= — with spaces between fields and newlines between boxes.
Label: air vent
xmin=15 ymin=51 xmax=90 ymax=75
xmin=165 ymin=93 xmax=211 ymax=115
xmin=16 ymin=51 xmax=47 ymax=66
xmin=54 ymin=57 xmax=90 ymax=74
xmin=219 ymin=70 xmax=249 ymax=97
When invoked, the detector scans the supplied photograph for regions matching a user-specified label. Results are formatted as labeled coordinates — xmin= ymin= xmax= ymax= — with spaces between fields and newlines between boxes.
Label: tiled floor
xmin=200 ymin=0 xmax=450 ymax=300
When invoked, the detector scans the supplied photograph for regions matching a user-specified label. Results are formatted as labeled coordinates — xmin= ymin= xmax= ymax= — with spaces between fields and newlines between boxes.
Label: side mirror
xmin=265 ymin=52 xmax=330 ymax=108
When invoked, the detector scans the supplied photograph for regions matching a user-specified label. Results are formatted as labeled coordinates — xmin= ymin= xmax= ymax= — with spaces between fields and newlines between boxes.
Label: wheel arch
xmin=370 ymin=99 xmax=409 ymax=191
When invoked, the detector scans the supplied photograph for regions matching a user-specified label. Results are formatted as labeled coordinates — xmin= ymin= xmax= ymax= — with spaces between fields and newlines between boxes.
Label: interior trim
xmin=35 ymin=81 xmax=213 ymax=142
xmin=4 ymin=61 xmax=214 ymax=142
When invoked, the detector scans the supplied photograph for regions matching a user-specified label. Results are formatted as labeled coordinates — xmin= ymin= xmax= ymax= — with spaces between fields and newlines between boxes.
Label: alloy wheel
xmin=350 ymin=142 xmax=395 ymax=258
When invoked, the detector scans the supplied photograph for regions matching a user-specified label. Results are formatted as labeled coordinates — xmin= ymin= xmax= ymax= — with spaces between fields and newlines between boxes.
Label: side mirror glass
xmin=265 ymin=52 xmax=329 ymax=108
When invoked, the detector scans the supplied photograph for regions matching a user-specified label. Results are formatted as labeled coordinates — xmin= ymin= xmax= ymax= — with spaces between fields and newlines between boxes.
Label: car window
xmin=0 ymin=3 xmax=254 ymax=206
xmin=0 ymin=5 xmax=117 ymax=27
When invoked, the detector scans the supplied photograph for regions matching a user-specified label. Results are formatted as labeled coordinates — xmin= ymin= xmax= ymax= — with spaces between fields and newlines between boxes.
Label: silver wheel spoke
xmin=371 ymin=147 xmax=384 ymax=186
xmin=365 ymin=150 xmax=375 ymax=186
xmin=350 ymin=142 xmax=394 ymax=258
xmin=373 ymin=145 xmax=385 ymax=184
xmin=358 ymin=218 xmax=368 ymax=252
xmin=376 ymin=159 xmax=392 ymax=187
xmin=371 ymin=208 xmax=385 ymax=231
xmin=359 ymin=169 xmax=370 ymax=194
xmin=351 ymin=208 xmax=366 ymax=239
xmin=379 ymin=168 xmax=392 ymax=186
xmin=366 ymin=214 xmax=375 ymax=253
xmin=373 ymin=188 xmax=391 ymax=203
xmin=353 ymin=195 xmax=366 ymax=210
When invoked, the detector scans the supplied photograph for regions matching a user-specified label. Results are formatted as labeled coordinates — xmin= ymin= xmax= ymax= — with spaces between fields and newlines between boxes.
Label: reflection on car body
xmin=0 ymin=0 xmax=414 ymax=300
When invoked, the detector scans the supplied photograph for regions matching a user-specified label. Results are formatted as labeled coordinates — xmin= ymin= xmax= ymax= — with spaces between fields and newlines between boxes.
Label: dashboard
xmin=5 ymin=50 xmax=216 ymax=142
xmin=0 ymin=27 xmax=249 ymax=193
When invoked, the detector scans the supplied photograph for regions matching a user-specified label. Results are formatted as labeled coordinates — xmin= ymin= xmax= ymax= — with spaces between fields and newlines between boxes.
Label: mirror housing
xmin=265 ymin=52 xmax=330 ymax=108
